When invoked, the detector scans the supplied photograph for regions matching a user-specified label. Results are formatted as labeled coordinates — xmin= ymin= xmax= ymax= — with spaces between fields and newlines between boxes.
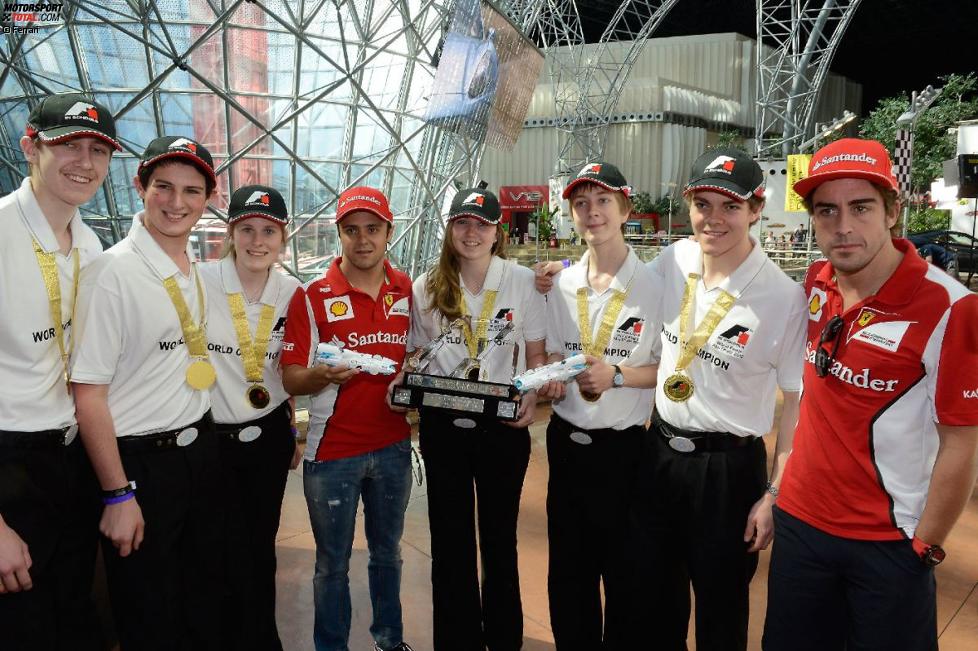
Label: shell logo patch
xmin=325 ymin=296 xmax=354 ymax=322
xmin=808 ymin=288 xmax=827 ymax=321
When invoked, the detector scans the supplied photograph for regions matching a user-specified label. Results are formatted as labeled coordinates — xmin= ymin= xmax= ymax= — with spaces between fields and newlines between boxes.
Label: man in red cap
xmin=281 ymin=187 xmax=415 ymax=651
xmin=763 ymin=138 xmax=978 ymax=650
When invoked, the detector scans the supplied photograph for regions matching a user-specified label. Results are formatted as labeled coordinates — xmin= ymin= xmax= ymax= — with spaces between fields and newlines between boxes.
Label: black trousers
xmin=546 ymin=413 xmax=642 ymax=651
xmin=418 ymin=409 xmax=531 ymax=651
xmin=216 ymin=401 xmax=296 ymax=651
xmin=103 ymin=414 xmax=225 ymax=651
xmin=0 ymin=433 xmax=104 ymax=651
xmin=628 ymin=417 xmax=767 ymax=651
xmin=763 ymin=507 xmax=937 ymax=651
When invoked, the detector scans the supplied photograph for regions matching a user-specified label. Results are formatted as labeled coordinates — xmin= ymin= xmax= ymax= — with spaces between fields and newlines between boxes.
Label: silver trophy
xmin=392 ymin=317 xmax=521 ymax=421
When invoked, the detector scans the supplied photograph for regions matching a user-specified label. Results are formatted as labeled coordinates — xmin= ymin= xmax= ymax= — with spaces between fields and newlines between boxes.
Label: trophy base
xmin=391 ymin=372 xmax=520 ymax=421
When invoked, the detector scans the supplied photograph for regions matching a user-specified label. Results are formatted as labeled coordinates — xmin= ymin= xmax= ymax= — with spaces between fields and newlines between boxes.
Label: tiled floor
xmin=275 ymin=403 xmax=978 ymax=650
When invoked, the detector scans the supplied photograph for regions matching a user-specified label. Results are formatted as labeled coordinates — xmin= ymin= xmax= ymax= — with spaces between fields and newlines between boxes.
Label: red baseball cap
xmin=335 ymin=186 xmax=393 ymax=223
xmin=793 ymin=138 xmax=898 ymax=199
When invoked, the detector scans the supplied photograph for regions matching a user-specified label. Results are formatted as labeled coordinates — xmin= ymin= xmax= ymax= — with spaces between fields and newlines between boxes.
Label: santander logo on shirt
xmin=804 ymin=341 xmax=900 ymax=392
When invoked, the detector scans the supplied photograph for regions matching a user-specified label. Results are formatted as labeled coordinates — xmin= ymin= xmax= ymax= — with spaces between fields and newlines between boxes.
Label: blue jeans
xmin=303 ymin=438 xmax=413 ymax=651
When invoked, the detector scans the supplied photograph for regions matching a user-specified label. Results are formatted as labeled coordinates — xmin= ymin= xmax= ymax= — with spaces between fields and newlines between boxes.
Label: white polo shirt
xmin=71 ymin=213 xmax=210 ymax=437
xmin=409 ymin=256 xmax=547 ymax=383
xmin=545 ymin=247 xmax=663 ymax=430
xmin=200 ymin=256 xmax=299 ymax=424
xmin=0 ymin=178 xmax=104 ymax=431
xmin=649 ymin=238 xmax=807 ymax=437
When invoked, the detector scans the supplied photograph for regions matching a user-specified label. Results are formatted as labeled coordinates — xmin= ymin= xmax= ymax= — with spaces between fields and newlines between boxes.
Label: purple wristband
xmin=561 ymin=258 xmax=571 ymax=269
xmin=102 ymin=491 xmax=136 ymax=506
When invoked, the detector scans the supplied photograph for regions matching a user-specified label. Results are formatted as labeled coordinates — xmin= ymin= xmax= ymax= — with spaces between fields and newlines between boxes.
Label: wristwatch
xmin=612 ymin=365 xmax=624 ymax=388
xmin=911 ymin=535 xmax=946 ymax=567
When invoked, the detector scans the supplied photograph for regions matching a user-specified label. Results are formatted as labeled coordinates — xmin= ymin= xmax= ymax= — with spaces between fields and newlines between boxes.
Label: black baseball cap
xmin=684 ymin=147 xmax=765 ymax=201
xmin=138 ymin=136 xmax=216 ymax=187
xmin=562 ymin=161 xmax=631 ymax=199
xmin=228 ymin=185 xmax=289 ymax=225
xmin=449 ymin=188 xmax=501 ymax=224
xmin=25 ymin=93 xmax=121 ymax=151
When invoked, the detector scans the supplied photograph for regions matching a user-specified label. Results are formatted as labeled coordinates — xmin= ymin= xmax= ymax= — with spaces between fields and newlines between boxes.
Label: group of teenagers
xmin=1 ymin=91 xmax=977 ymax=651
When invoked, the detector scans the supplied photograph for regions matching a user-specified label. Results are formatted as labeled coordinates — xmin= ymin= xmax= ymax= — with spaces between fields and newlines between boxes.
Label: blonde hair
xmin=424 ymin=222 xmax=508 ymax=323
xmin=220 ymin=219 xmax=288 ymax=259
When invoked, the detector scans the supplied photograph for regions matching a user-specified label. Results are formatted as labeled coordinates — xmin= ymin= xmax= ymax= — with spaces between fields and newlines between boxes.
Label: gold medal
xmin=579 ymin=387 xmax=601 ymax=402
xmin=186 ymin=359 xmax=216 ymax=390
xmin=664 ymin=372 xmax=694 ymax=402
xmin=247 ymin=383 xmax=271 ymax=409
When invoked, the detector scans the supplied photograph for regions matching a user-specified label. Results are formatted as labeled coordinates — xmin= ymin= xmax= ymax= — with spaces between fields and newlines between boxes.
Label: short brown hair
xmin=138 ymin=158 xmax=216 ymax=196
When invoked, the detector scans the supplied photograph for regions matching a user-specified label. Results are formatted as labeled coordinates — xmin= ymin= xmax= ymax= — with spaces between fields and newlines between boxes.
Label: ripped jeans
xmin=303 ymin=438 xmax=414 ymax=651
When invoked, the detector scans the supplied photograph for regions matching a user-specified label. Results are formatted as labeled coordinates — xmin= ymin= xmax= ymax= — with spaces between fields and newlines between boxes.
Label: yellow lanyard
xmin=576 ymin=286 xmax=628 ymax=358
xmin=162 ymin=269 xmax=208 ymax=360
xmin=227 ymin=293 xmax=276 ymax=383
xmin=674 ymin=273 xmax=736 ymax=372
xmin=461 ymin=289 xmax=499 ymax=358
xmin=31 ymin=239 xmax=79 ymax=390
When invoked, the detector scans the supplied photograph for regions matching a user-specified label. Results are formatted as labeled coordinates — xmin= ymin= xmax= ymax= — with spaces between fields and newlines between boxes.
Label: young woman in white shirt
xmin=199 ymin=185 xmax=300 ymax=651
xmin=407 ymin=189 xmax=546 ymax=651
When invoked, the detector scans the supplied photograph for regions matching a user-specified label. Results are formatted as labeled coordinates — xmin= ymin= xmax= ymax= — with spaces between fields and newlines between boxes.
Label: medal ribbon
xmin=227 ymin=293 xmax=275 ymax=383
xmin=162 ymin=269 xmax=209 ymax=362
xmin=461 ymin=289 xmax=498 ymax=358
xmin=576 ymin=287 xmax=628 ymax=358
xmin=674 ymin=273 xmax=736 ymax=372
xmin=32 ymin=239 xmax=79 ymax=390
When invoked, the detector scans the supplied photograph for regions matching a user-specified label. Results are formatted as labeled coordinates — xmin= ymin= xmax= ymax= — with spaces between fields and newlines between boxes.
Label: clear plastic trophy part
xmin=450 ymin=320 xmax=515 ymax=380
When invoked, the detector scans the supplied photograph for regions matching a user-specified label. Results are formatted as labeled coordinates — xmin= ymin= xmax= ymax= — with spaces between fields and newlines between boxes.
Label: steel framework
xmin=0 ymin=0 xmax=486 ymax=277
xmin=755 ymin=0 xmax=862 ymax=159
xmin=510 ymin=0 xmax=680 ymax=174
xmin=0 ymin=0 xmax=865 ymax=273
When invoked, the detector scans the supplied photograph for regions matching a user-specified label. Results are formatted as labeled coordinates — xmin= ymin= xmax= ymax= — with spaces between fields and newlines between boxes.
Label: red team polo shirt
xmin=281 ymin=258 xmax=411 ymax=461
xmin=779 ymin=239 xmax=978 ymax=541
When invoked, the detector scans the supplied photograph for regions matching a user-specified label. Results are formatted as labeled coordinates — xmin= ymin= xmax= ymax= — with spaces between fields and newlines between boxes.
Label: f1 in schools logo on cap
xmin=245 ymin=191 xmax=270 ymax=206
xmin=169 ymin=138 xmax=198 ymax=153
xmin=463 ymin=192 xmax=485 ymax=206
xmin=579 ymin=163 xmax=602 ymax=176
xmin=65 ymin=102 xmax=98 ymax=123
xmin=705 ymin=155 xmax=736 ymax=173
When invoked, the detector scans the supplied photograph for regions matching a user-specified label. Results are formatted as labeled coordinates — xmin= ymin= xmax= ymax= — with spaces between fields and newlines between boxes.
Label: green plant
xmin=715 ymin=130 xmax=744 ymax=149
xmin=630 ymin=191 xmax=655 ymax=214
xmin=859 ymin=73 xmax=978 ymax=193
xmin=906 ymin=207 xmax=950 ymax=234
xmin=532 ymin=203 xmax=559 ymax=240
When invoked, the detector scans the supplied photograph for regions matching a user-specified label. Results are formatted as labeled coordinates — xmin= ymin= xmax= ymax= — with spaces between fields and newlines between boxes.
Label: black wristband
xmin=101 ymin=481 xmax=136 ymax=498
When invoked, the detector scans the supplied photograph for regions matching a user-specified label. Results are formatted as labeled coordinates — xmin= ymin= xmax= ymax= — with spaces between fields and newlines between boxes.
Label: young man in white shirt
xmin=71 ymin=136 xmax=221 ymax=650
xmin=0 ymin=93 xmax=120 ymax=650
xmin=537 ymin=162 xmax=663 ymax=651
xmin=634 ymin=148 xmax=807 ymax=650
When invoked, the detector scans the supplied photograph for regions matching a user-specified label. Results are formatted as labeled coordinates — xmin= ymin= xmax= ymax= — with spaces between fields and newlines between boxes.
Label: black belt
xmin=215 ymin=400 xmax=291 ymax=443
xmin=0 ymin=424 xmax=78 ymax=449
xmin=652 ymin=412 xmax=756 ymax=453
xmin=117 ymin=413 xmax=213 ymax=453
xmin=549 ymin=412 xmax=644 ymax=443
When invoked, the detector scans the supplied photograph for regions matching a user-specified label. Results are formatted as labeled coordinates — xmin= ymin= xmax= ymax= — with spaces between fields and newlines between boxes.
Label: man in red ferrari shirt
xmin=281 ymin=186 xmax=415 ymax=651
xmin=763 ymin=139 xmax=978 ymax=651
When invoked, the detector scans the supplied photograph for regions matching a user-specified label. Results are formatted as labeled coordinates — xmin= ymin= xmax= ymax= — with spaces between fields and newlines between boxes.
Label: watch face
xmin=613 ymin=372 xmax=624 ymax=387
xmin=925 ymin=546 xmax=946 ymax=566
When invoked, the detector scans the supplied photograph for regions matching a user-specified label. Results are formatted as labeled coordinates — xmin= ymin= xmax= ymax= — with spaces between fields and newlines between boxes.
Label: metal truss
xmin=0 ymin=0 xmax=488 ymax=277
xmin=755 ymin=0 xmax=862 ymax=159
xmin=509 ymin=1 xmax=679 ymax=174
